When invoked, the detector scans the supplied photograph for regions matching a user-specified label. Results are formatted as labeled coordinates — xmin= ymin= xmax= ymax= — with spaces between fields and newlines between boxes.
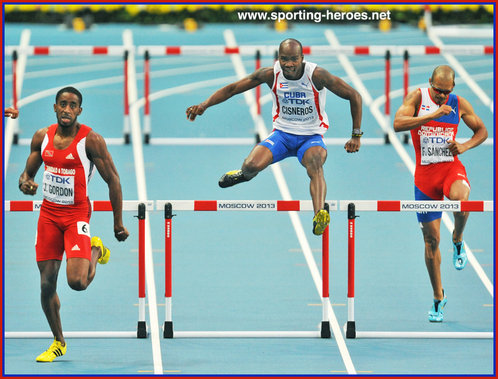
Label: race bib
xmin=419 ymin=135 xmax=454 ymax=165
xmin=42 ymin=171 xmax=75 ymax=205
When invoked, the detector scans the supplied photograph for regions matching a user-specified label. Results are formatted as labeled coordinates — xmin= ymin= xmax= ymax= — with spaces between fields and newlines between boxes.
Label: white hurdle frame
xmin=5 ymin=45 xmax=131 ymax=145
xmin=340 ymin=200 xmax=494 ymax=339
xmin=156 ymin=199 xmax=337 ymax=338
xmin=4 ymin=200 xmax=154 ymax=339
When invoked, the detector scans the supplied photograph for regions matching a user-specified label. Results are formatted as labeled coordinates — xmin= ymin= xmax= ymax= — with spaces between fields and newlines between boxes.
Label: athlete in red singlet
xmin=393 ymin=66 xmax=487 ymax=322
xmin=19 ymin=87 xmax=129 ymax=362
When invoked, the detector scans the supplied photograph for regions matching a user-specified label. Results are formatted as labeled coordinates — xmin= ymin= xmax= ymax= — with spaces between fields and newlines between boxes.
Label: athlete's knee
xmin=67 ymin=276 xmax=89 ymax=291
xmin=304 ymin=154 xmax=325 ymax=177
xmin=40 ymin=279 xmax=57 ymax=298
xmin=448 ymin=180 xmax=470 ymax=201
xmin=242 ymin=157 xmax=265 ymax=178
xmin=423 ymin=233 xmax=440 ymax=253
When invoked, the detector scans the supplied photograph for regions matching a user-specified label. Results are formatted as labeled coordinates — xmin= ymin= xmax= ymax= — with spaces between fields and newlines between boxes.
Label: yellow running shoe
xmin=36 ymin=339 xmax=66 ymax=362
xmin=91 ymin=236 xmax=110 ymax=264
xmin=312 ymin=209 xmax=330 ymax=236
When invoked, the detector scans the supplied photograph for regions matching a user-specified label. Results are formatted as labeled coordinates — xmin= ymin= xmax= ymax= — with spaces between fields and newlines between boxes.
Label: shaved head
xmin=431 ymin=65 xmax=455 ymax=85
xmin=279 ymin=38 xmax=303 ymax=56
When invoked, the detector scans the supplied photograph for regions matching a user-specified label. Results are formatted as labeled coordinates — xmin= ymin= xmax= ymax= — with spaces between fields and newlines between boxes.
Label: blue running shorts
xmin=259 ymin=129 xmax=326 ymax=164
xmin=414 ymin=185 xmax=442 ymax=223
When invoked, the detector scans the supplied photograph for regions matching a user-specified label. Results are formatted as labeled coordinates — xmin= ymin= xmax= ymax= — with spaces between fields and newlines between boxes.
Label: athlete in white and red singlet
xmin=186 ymin=38 xmax=363 ymax=236
xmin=394 ymin=65 xmax=487 ymax=322
xmin=19 ymin=87 xmax=129 ymax=361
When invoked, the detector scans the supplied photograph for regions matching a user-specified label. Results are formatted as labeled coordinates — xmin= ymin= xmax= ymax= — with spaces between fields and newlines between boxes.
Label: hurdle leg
xmin=402 ymin=50 xmax=411 ymax=144
xmin=254 ymin=50 xmax=261 ymax=143
xmin=320 ymin=203 xmax=331 ymax=338
xmin=143 ymin=50 xmax=151 ymax=144
xmin=163 ymin=203 xmax=174 ymax=338
xmin=137 ymin=203 xmax=148 ymax=338
xmin=123 ymin=50 xmax=130 ymax=144
xmin=12 ymin=50 xmax=19 ymax=144
xmin=346 ymin=203 xmax=357 ymax=338
xmin=383 ymin=50 xmax=391 ymax=144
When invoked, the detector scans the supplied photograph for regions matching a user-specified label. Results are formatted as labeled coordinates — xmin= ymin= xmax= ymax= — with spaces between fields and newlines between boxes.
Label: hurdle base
xmin=169 ymin=331 xmax=322 ymax=338
xmin=354 ymin=331 xmax=493 ymax=339
xmin=5 ymin=331 xmax=138 ymax=338
xmin=137 ymin=321 xmax=148 ymax=338
xmin=163 ymin=321 xmax=174 ymax=338
xmin=320 ymin=321 xmax=331 ymax=338
xmin=346 ymin=321 xmax=356 ymax=339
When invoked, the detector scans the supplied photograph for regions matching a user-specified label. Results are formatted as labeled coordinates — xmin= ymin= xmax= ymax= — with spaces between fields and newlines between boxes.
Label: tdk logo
xmin=45 ymin=174 xmax=71 ymax=184
xmin=423 ymin=137 xmax=450 ymax=144
xmin=283 ymin=92 xmax=310 ymax=105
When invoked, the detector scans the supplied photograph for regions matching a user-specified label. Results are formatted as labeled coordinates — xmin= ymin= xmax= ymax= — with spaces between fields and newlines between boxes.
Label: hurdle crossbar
xmin=158 ymin=200 xmax=334 ymax=339
xmin=342 ymin=200 xmax=494 ymax=340
xmin=134 ymin=45 xmax=493 ymax=57
xmin=5 ymin=45 xmax=493 ymax=57
xmin=339 ymin=200 xmax=493 ymax=212
xmin=4 ymin=200 xmax=151 ymax=339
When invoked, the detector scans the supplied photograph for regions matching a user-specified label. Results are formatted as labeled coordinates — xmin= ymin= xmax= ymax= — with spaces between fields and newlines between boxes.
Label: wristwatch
xmin=352 ymin=128 xmax=363 ymax=138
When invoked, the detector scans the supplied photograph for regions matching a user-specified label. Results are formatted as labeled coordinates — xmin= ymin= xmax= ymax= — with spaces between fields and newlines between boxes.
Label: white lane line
xmin=326 ymin=28 xmax=493 ymax=297
xmin=123 ymin=29 xmax=163 ymax=375
xmin=224 ymin=29 xmax=357 ymax=375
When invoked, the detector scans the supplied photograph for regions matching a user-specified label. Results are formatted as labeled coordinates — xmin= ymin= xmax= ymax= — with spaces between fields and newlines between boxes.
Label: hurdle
xmin=156 ymin=199 xmax=335 ymax=338
xmin=134 ymin=43 xmax=493 ymax=146
xmin=5 ymin=45 xmax=130 ymax=145
xmin=341 ymin=200 xmax=494 ymax=339
xmin=3 ymin=200 xmax=153 ymax=339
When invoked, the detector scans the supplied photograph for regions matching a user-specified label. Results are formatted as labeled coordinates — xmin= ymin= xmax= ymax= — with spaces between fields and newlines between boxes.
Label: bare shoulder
xmin=250 ymin=66 xmax=274 ymax=85
xmin=86 ymin=129 xmax=106 ymax=144
xmin=85 ymin=130 xmax=108 ymax=156
xmin=457 ymin=95 xmax=472 ymax=109
xmin=313 ymin=66 xmax=330 ymax=77
xmin=31 ymin=127 xmax=49 ymax=147
xmin=404 ymin=88 xmax=421 ymax=105
xmin=312 ymin=66 xmax=337 ymax=89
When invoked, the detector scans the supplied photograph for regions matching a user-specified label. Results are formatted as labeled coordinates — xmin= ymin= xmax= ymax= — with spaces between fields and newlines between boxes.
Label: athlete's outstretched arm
xmin=86 ymin=131 xmax=129 ymax=241
xmin=19 ymin=128 xmax=46 ymax=195
xmin=186 ymin=67 xmax=273 ymax=121
xmin=447 ymin=96 xmax=488 ymax=156
xmin=313 ymin=67 xmax=362 ymax=153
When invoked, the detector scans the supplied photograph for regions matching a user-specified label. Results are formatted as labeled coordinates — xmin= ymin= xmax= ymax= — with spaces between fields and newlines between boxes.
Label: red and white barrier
xmin=155 ymin=199 xmax=337 ymax=212
xmin=4 ymin=200 xmax=153 ymax=212
xmin=339 ymin=200 xmax=493 ymax=212
xmin=4 ymin=200 xmax=150 ymax=339
xmin=343 ymin=200 xmax=493 ymax=340
xmin=136 ymin=45 xmax=493 ymax=56
xmin=6 ymin=44 xmax=491 ymax=146
xmin=6 ymin=44 xmax=492 ymax=57
xmin=158 ymin=200 xmax=333 ymax=339
xmin=4 ymin=199 xmax=493 ymax=339
xmin=5 ymin=45 xmax=127 ymax=56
